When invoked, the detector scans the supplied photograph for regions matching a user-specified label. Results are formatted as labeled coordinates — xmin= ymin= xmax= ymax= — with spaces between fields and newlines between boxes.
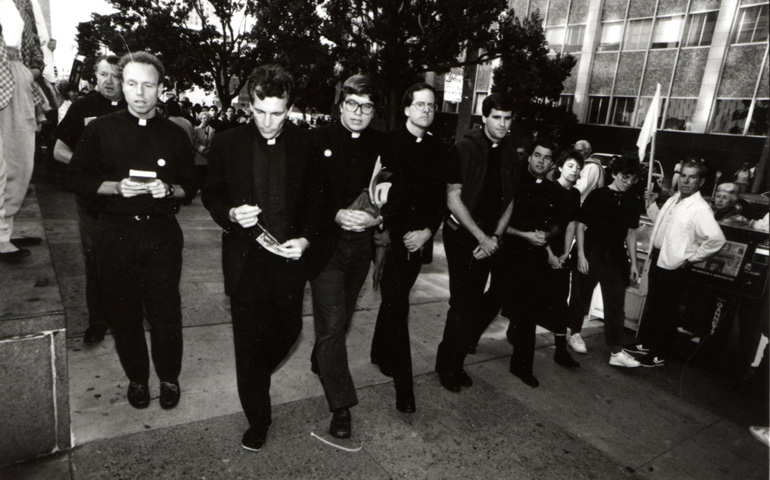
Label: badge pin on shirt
xmin=157 ymin=159 xmax=166 ymax=167
xmin=324 ymin=149 xmax=332 ymax=158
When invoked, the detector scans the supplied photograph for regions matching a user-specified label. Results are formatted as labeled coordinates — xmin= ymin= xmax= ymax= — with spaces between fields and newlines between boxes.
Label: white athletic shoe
xmin=609 ymin=351 xmax=641 ymax=368
xmin=749 ymin=426 xmax=770 ymax=447
xmin=568 ymin=333 xmax=587 ymax=354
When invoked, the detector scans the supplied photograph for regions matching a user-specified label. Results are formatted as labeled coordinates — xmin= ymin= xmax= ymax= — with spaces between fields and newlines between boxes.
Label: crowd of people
xmin=2 ymin=7 xmax=768 ymax=451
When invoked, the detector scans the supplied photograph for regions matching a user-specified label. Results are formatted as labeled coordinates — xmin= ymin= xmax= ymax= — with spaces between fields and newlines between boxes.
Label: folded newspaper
xmin=347 ymin=156 xmax=392 ymax=215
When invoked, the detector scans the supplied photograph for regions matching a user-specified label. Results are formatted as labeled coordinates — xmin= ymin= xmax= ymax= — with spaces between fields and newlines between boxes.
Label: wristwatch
xmin=165 ymin=183 xmax=175 ymax=198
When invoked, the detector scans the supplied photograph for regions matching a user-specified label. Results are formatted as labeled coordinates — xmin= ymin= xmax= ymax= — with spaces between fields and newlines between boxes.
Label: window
xmin=565 ymin=25 xmax=586 ymax=53
xmin=664 ymin=98 xmax=698 ymax=130
xmin=610 ymin=97 xmax=636 ymax=126
xmin=546 ymin=27 xmax=566 ymax=52
xmin=711 ymin=99 xmax=752 ymax=134
xmin=599 ymin=22 xmax=624 ymax=51
xmin=732 ymin=4 xmax=769 ymax=44
xmin=651 ymin=15 xmax=685 ymax=49
xmin=473 ymin=92 xmax=488 ymax=116
xmin=559 ymin=94 xmax=575 ymax=112
xmin=748 ymin=99 xmax=769 ymax=136
xmin=634 ymin=97 xmax=667 ymax=128
xmin=587 ymin=96 xmax=610 ymax=124
xmin=624 ymin=19 xmax=653 ymax=50
xmin=683 ymin=11 xmax=717 ymax=47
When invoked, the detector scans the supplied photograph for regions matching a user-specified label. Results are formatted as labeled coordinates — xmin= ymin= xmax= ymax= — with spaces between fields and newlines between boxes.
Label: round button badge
xmin=324 ymin=149 xmax=332 ymax=158
xmin=157 ymin=159 xmax=166 ymax=167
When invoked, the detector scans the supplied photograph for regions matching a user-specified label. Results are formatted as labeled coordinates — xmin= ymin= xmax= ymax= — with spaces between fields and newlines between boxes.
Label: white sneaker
xmin=568 ymin=333 xmax=587 ymax=354
xmin=609 ymin=351 xmax=641 ymax=368
xmin=749 ymin=426 xmax=770 ymax=447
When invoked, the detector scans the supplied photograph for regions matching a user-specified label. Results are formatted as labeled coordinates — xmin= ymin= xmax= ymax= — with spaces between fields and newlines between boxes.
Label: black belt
xmin=100 ymin=213 xmax=174 ymax=221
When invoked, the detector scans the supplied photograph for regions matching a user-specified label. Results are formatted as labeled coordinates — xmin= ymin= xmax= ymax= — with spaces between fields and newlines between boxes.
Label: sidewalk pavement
xmin=1 ymin=180 xmax=767 ymax=479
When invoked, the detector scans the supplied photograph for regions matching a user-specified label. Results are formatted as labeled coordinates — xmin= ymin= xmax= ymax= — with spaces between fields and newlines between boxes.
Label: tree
xmin=78 ymin=0 xmax=334 ymax=108
xmin=491 ymin=11 xmax=578 ymax=143
xmin=320 ymin=0 xmax=509 ymax=127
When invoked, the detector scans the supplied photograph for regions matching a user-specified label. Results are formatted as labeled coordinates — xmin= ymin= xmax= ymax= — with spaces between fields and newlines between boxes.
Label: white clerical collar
xmin=267 ymin=138 xmax=276 ymax=145
xmin=111 ymin=101 xmax=119 ymax=106
xmin=351 ymin=132 xmax=360 ymax=139
xmin=138 ymin=118 xmax=147 ymax=126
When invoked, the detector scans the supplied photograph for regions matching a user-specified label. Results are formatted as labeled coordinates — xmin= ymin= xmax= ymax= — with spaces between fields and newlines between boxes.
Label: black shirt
xmin=67 ymin=110 xmax=196 ymax=216
xmin=578 ymin=186 xmax=640 ymax=258
xmin=381 ymin=127 xmax=446 ymax=237
xmin=550 ymin=182 xmax=581 ymax=256
xmin=54 ymin=92 xmax=126 ymax=148
xmin=446 ymin=134 xmax=503 ymax=232
xmin=251 ymin=127 xmax=288 ymax=243
xmin=509 ymin=169 xmax=568 ymax=250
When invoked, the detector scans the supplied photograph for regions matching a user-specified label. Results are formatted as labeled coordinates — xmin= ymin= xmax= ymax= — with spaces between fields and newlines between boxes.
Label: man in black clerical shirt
xmin=202 ymin=64 xmax=321 ymax=452
xmin=370 ymin=83 xmax=446 ymax=413
xmin=54 ymin=55 xmax=126 ymax=344
xmin=66 ymin=51 xmax=195 ymax=411
xmin=503 ymin=139 xmax=574 ymax=388
xmin=436 ymin=93 xmax=518 ymax=393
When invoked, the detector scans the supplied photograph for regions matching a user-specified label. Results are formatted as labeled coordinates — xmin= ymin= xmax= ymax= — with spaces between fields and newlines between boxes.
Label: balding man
xmin=573 ymin=140 xmax=604 ymax=204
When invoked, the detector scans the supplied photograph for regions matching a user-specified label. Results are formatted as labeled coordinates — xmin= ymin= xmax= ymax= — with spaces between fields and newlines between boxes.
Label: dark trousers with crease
xmin=637 ymin=249 xmax=687 ymax=355
xmin=371 ymin=238 xmax=424 ymax=396
xmin=77 ymin=202 xmax=107 ymax=330
xmin=568 ymin=248 xmax=630 ymax=350
xmin=95 ymin=215 xmax=183 ymax=385
xmin=230 ymin=245 xmax=306 ymax=428
xmin=436 ymin=225 xmax=504 ymax=375
xmin=310 ymin=231 xmax=372 ymax=411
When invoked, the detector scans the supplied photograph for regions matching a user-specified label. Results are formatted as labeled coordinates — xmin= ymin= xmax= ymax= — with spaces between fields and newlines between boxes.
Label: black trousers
xmin=505 ymin=246 xmax=552 ymax=375
xmin=95 ymin=215 xmax=183 ymax=385
xmin=568 ymin=248 xmax=630 ymax=350
xmin=370 ymin=238 xmax=424 ymax=395
xmin=310 ymin=231 xmax=372 ymax=411
xmin=77 ymin=202 xmax=107 ymax=330
xmin=436 ymin=225 xmax=504 ymax=375
xmin=230 ymin=246 xmax=306 ymax=429
xmin=637 ymin=250 xmax=688 ymax=354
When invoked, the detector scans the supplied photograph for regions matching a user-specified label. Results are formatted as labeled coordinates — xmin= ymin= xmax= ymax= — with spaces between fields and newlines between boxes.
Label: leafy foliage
xmin=491 ymin=11 xmax=578 ymax=142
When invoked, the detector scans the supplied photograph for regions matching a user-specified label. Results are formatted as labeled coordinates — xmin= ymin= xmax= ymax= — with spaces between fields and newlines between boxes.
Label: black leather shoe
xmin=458 ymin=370 xmax=473 ymax=387
xmin=10 ymin=236 xmax=42 ymax=247
xmin=329 ymin=408 xmax=351 ymax=439
xmin=437 ymin=372 xmax=461 ymax=393
xmin=396 ymin=391 xmax=416 ymax=413
xmin=510 ymin=368 xmax=540 ymax=388
xmin=127 ymin=382 xmax=150 ymax=409
xmin=0 ymin=248 xmax=30 ymax=264
xmin=83 ymin=325 xmax=107 ymax=345
xmin=554 ymin=349 xmax=580 ymax=368
xmin=159 ymin=381 xmax=181 ymax=409
xmin=242 ymin=425 xmax=269 ymax=452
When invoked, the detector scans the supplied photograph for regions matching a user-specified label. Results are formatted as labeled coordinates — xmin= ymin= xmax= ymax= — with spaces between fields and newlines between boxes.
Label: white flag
xmin=636 ymin=83 xmax=662 ymax=163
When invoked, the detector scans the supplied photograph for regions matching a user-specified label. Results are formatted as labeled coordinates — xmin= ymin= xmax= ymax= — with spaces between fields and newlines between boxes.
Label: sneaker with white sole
xmin=639 ymin=355 xmax=666 ymax=368
xmin=568 ymin=333 xmax=587 ymax=354
xmin=622 ymin=343 xmax=650 ymax=355
xmin=749 ymin=426 xmax=770 ymax=447
xmin=609 ymin=351 xmax=641 ymax=368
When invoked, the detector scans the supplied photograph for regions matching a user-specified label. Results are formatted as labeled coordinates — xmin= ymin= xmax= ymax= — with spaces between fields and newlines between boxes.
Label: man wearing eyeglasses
xmin=370 ymin=83 xmax=446 ymax=413
xmin=309 ymin=74 xmax=385 ymax=440
xmin=436 ymin=93 xmax=518 ymax=393
xmin=568 ymin=154 xmax=644 ymax=368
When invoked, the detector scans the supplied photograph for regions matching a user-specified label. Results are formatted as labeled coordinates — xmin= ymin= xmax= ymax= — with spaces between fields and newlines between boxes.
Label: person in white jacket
xmin=634 ymin=160 xmax=725 ymax=367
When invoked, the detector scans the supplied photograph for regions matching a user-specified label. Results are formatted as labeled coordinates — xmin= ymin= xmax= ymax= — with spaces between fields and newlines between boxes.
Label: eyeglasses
xmin=343 ymin=100 xmax=374 ymax=115
xmin=410 ymin=102 xmax=438 ymax=112
xmin=618 ymin=175 xmax=638 ymax=184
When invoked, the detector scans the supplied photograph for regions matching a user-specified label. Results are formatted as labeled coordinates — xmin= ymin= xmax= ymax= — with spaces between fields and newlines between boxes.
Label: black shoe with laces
xmin=159 ymin=381 xmax=181 ymax=409
xmin=83 ymin=325 xmax=107 ymax=345
xmin=241 ymin=425 xmax=269 ymax=452
xmin=127 ymin=382 xmax=150 ymax=409
xmin=329 ymin=408 xmax=352 ymax=439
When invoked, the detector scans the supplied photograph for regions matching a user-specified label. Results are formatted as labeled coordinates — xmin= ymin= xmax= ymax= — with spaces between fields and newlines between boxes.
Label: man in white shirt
xmin=634 ymin=160 xmax=725 ymax=366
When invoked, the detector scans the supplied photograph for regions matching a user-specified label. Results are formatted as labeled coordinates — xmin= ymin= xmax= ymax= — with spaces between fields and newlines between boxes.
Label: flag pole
xmin=647 ymin=127 xmax=656 ymax=192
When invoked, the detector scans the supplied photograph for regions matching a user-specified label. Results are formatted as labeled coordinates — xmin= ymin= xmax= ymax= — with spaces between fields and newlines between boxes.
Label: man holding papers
xmin=202 ymin=64 xmax=322 ymax=452
xmin=66 ymin=52 xmax=195 ymax=411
